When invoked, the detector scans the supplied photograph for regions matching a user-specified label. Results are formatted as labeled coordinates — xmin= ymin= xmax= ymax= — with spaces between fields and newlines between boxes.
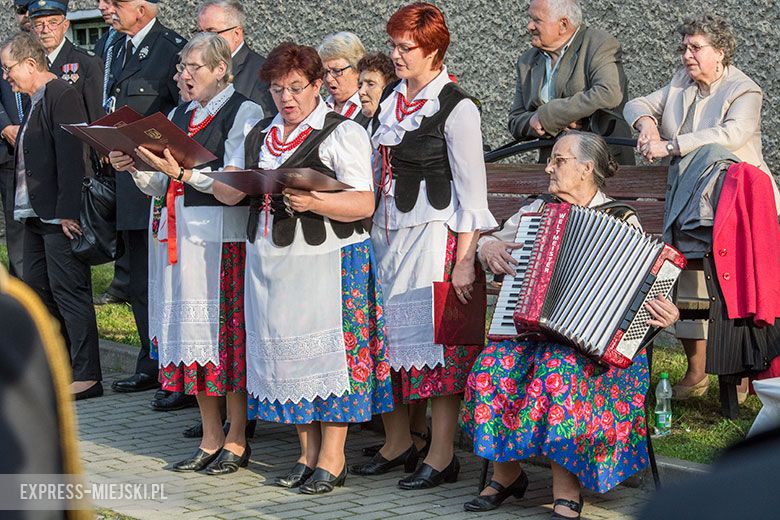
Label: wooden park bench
xmin=482 ymin=139 xmax=742 ymax=422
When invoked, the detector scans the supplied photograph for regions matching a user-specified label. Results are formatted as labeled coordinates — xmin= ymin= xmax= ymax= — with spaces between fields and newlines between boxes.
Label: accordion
xmin=488 ymin=203 xmax=686 ymax=368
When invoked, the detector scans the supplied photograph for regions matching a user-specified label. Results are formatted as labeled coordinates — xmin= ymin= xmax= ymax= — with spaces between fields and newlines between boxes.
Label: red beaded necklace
xmin=395 ymin=93 xmax=427 ymax=122
xmin=188 ymin=110 xmax=215 ymax=137
xmin=265 ymin=125 xmax=314 ymax=157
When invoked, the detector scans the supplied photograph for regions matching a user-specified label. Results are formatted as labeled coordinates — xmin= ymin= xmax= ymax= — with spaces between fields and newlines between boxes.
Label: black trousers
xmin=23 ymin=218 xmax=101 ymax=381
xmin=0 ymin=163 xmax=25 ymax=277
xmin=126 ymin=228 xmax=156 ymax=375
xmin=106 ymin=230 xmax=131 ymax=300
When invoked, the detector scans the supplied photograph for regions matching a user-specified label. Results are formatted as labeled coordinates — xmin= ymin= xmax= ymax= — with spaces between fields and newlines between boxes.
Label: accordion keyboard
xmin=487 ymin=213 xmax=542 ymax=339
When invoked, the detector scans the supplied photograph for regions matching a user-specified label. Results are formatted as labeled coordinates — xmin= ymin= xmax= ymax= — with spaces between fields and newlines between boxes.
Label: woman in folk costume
xmin=351 ymin=2 xmax=497 ymax=489
xmin=109 ymin=33 xmax=262 ymax=475
xmin=241 ymin=42 xmax=393 ymax=494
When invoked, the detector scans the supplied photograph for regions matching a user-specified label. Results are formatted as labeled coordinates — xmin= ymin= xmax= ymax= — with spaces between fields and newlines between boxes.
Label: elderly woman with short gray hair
xmin=109 ymin=32 xmax=263 ymax=475
xmin=318 ymin=31 xmax=367 ymax=125
xmin=624 ymin=13 xmax=779 ymax=403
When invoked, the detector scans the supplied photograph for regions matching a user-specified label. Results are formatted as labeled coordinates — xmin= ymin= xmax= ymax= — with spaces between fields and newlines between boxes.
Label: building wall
xmin=19 ymin=0 xmax=780 ymax=168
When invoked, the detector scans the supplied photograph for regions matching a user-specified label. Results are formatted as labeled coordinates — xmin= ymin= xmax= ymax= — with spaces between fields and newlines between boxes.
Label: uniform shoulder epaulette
xmin=162 ymin=30 xmax=186 ymax=47
xmin=72 ymin=46 xmax=97 ymax=58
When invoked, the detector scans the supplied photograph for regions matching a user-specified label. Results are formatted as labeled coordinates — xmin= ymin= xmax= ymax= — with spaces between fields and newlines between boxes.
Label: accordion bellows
xmin=489 ymin=203 xmax=686 ymax=368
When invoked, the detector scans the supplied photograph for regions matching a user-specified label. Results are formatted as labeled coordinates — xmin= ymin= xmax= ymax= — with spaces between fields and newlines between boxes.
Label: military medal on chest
xmin=61 ymin=62 xmax=79 ymax=83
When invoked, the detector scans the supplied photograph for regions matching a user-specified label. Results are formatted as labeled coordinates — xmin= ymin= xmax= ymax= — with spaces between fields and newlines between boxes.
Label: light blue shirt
xmin=540 ymin=29 xmax=579 ymax=104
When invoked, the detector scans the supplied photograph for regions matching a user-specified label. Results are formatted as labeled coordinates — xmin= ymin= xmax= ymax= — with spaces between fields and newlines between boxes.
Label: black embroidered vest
xmin=169 ymin=91 xmax=248 ymax=207
xmin=371 ymin=81 xmax=479 ymax=213
xmin=353 ymin=110 xmax=371 ymax=129
xmin=244 ymin=111 xmax=364 ymax=246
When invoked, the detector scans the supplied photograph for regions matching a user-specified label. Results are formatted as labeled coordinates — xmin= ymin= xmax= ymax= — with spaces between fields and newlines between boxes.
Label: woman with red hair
xmin=352 ymin=3 xmax=497 ymax=489
xmin=239 ymin=42 xmax=393 ymax=495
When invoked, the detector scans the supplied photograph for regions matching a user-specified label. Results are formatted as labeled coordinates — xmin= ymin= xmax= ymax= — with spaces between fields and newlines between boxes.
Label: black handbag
xmin=70 ymin=172 xmax=123 ymax=265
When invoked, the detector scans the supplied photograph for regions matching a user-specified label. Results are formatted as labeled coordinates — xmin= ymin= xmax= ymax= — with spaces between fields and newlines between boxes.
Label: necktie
xmin=102 ymin=29 xmax=117 ymax=106
xmin=123 ymin=39 xmax=134 ymax=67
xmin=14 ymin=92 xmax=23 ymax=122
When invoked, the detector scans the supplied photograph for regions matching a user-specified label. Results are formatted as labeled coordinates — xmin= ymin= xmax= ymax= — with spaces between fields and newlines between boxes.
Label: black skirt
xmin=703 ymin=252 xmax=780 ymax=379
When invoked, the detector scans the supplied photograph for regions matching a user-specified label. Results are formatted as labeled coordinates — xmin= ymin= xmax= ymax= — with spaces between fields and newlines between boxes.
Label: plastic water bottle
xmin=654 ymin=372 xmax=673 ymax=436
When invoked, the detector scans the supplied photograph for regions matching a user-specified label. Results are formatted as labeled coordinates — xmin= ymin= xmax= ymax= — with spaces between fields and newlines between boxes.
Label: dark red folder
xmin=203 ymin=168 xmax=353 ymax=195
xmin=62 ymin=109 xmax=217 ymax=170
xmin=432 ymin=281 xmax=487 ymax=346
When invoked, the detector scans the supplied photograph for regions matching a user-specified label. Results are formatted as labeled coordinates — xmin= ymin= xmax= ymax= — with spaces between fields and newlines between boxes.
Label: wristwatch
xmin=665 ymin=141 xmax=675 ymax=155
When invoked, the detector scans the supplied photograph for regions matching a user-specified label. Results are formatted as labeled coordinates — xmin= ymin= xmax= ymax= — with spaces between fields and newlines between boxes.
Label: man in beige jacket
xmin=508 ymin=0 xmax=633 ymax=164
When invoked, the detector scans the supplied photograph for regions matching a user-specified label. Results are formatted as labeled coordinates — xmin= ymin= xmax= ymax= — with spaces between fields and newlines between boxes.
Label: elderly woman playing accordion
xmin=109 ymin=33 xmax=262 ymax=475
xmin=240 ymin=42 xmax=393 ymax=495
xmin=461 ymin=131 xmax=680 ymax=518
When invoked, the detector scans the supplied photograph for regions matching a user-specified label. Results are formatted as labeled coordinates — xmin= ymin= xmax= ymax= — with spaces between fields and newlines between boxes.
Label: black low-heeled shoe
xmin=411 ymin=427 xmax=431 ymax=458
xmin=299 ymin=466 xmax=347 ymax=495
xmin=351 ymin=444 xmax=419 ymax=475
xmin=203 ymin=444 xmax=251 ymax=475
xmin=74 ymin=382 xmax=103 ymax=401
xmin=463 ymin=472 xmax=529 ymax=512
xmin=171 ymin=448 xmax=222 ymax=472
xmin=398 ymin=455 xmax=460 ymax=490
xmin=550 ymin=496 xmax=584 ymax=519
xmin=275 ymin=463 xmax=315 ymax=488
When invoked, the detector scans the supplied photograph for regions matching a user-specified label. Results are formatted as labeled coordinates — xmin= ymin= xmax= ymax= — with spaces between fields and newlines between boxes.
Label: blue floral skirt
xmin=248 ymin=241 xmax=394 ymax=424
xmin=461 ymin=340 xmax=650 ymax=493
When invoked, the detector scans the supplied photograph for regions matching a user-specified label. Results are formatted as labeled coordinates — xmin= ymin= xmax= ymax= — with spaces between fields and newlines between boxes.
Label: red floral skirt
xmin=392 ymin=230 xmax=483 ymax=403
xmin=160 ymin=242 xmax=247 ymax=396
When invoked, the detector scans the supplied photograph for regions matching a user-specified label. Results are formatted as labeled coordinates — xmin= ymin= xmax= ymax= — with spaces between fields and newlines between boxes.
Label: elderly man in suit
xmin=104 ymin=0 xmax=186 ymax=404
xmin=196 ymin=0 xmax=274 ymax=116
xmin=508 ymin=0 xmax=633 ymax=164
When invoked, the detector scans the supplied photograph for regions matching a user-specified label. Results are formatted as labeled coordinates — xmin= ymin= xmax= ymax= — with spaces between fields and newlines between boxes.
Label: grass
xmin=0 ymin=244 xmax=761 ymax=464
xmin=648 ymin=340 xmax=761 ymax=464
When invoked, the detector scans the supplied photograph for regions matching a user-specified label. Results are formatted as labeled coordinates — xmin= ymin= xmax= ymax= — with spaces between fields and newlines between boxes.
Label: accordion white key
xmin=488 ymin=203 xmax=686 ymax=368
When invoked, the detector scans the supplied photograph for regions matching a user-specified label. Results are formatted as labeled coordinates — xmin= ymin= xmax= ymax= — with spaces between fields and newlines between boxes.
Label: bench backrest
xmin=486 ymin=163 xmax=668 ymax=235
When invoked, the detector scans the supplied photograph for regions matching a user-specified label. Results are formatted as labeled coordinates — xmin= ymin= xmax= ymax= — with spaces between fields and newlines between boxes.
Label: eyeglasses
xmin=546 ymin=156 xmax=578 ymax=168
xmin=195 ymin=25 xmax=238 ymax=36
xmin=323 ymin=65 xmax=352 ymax=78
xmin=386 ymin=40 xmax=420 ymax=55
xmin=1 ymin=60 xmax=23 ymax=75
xmin=12 ymin=4 xmax=27 ymax=15
xmin=269 ymin=81 xmax=312 ymax=96
xmin=32 ymin=17 xmax=66 ymax=32
xmin=175 ymin=62 xmax=208 ymax=75
xmin=677 ymin=43 xmax=711 ymax=55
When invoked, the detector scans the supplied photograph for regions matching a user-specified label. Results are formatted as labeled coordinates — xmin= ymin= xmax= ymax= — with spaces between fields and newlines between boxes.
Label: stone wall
xmin=15 ymin=0 xmax=780 ymax=167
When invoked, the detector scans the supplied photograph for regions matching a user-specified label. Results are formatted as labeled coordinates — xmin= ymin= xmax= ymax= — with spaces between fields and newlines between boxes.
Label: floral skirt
xmin=392 ymin=229 xmax=483 ymax=403
xmin=158 ymin=242 xmax=247 ymax=396
xmin=461 ymin=340 xmax=650 ymax=493
xmin=248 ymin=241 xmax=394 ymax=424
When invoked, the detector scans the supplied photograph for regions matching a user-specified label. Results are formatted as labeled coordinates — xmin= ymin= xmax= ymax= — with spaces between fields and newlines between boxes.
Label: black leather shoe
xmin=351 ymin=444 xmax=419 ymax=475
xmin=203 ymin=445 xmax=251 ymax=475
xmin=464 ymin=472 xmax=529 ymax=512
xmin=299 ymin=466 xmax=347 ymax=494
xmin=362 ymin=444 xmax=382 ymax=457
xmin=74 ymin=382 xmax=103 ymax=401
xmin=111 ymin=373 xmax=160 ymax=393
xmin=275 ymin=463 xmax=315 ymax=488
xmin=149 ymin=391 xmax=197 ymax=411
xmin=398 ymin=456 xmax=460 ymax=490
xmin=362 ymin=427 xmax=430 ymax=457
xmin=183 ymin=421 xmax=204 ymax=438
xmin=223 ymin=419 xmax=257 ymax=439
xmin=551 ymin=496 xmax=583 ymax=519
xmin=154 ymin=389 xmax=168 ymax=401
xmin=93 ymin=292 xmax=128 ymax=305
xmin=171 ymin=448 xmax=221 ymax=472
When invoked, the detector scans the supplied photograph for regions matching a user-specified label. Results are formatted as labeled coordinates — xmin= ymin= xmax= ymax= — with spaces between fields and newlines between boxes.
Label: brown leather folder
xmin=203 ymin=168 xmax=353 ymax=195
xmin=432 ymin=281 xmax=487 ymax=346
xmin=62 ymin=109 xmax=217 ymax=170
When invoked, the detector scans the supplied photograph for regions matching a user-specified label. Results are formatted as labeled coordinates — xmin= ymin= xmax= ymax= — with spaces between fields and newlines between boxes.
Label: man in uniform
xmin=104 ymin=0 xmax=187 ymax=405
xmin=507 ymin=0 xmax=633 ymax=164
xmin=197 ymin=0 xmax=274 ymax=116
xmin=0 ymin=0 xmax=32 ymax=278
xmin=28 ymin=0 xmax=105 ymax=123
